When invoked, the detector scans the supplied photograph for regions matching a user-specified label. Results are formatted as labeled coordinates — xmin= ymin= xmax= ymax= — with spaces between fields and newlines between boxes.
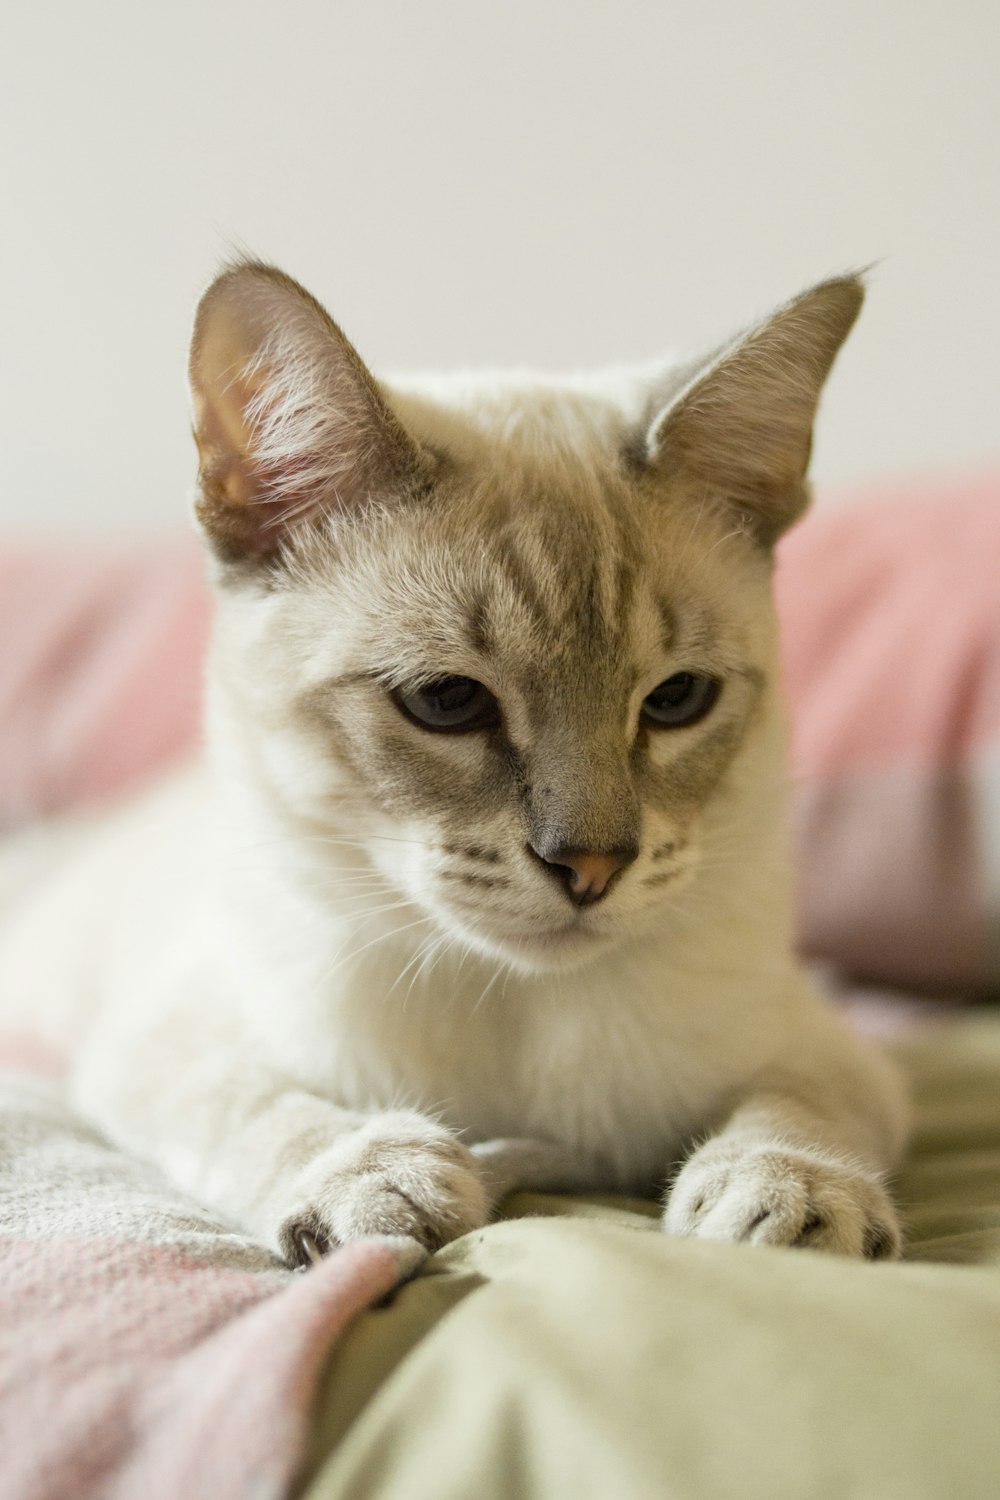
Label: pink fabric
xmin=775 ymin=474 xmax=1000 ymax=991
xmin=777 ymin=475 xmax=1000 ymax=775
xmin=0 ymin=537 xmax=209 ymax=826
xmin=0 ymin=1066 xmax=417 ymax=1500
xmin=2 ymin=1241 xmax=399 ymax=1500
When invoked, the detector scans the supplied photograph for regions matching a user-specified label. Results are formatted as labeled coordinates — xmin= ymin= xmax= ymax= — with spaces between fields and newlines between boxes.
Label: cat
xmin=0 ymin=262 xmax=908 ymax=1264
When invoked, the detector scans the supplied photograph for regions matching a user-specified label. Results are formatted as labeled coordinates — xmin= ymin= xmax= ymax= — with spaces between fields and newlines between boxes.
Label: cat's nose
xmin=529 ymin=844 xmax=637 ymax=905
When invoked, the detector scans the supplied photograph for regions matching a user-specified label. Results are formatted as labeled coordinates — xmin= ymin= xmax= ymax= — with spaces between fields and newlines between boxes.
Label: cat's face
xmin=210 ymin=440 xmax=775 ymax=970
xmin=191 ymin=263 xmax=862 ymax=971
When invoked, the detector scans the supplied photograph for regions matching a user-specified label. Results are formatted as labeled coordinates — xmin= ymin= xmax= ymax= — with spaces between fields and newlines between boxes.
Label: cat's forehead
xmin=283 ymin=439 xmax=769 ymax=697
xmin=436 ymin=472 xmax=644 ymax=685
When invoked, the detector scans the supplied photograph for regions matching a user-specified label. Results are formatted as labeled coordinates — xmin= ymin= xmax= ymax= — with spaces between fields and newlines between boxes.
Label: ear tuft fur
xmin=189 ymin=261 xmax=430 ymax=563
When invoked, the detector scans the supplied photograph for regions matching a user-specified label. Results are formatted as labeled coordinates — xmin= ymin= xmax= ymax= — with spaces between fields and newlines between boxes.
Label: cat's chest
xmin=300 ymin=955 xmax=745 ymax=1188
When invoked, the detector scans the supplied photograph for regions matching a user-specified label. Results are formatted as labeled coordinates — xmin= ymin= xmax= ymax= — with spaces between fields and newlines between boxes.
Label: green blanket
xmin=302 ymin=1015 xmax=1000 ymax=1500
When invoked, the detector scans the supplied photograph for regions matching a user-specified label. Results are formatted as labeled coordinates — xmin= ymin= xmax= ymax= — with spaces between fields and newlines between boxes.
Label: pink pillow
xmin=0 ymin=538 xmax=209 ymax=826
xmin=776 ymin=474 xmax=1000 ymax=992
xmin=1 ymin=477 xmax=997 ymax=993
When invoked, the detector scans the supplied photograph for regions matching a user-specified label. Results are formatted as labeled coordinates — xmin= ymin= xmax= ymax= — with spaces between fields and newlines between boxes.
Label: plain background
xmin=2 ymin=0 xmax=998 ymax=533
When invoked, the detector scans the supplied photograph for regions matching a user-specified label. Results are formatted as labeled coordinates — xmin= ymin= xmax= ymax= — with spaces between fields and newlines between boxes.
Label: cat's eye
xmin=393 ymin=676 xmax=499 ymax=733
xmin=642 ymin=672 xmax=720 ymax=728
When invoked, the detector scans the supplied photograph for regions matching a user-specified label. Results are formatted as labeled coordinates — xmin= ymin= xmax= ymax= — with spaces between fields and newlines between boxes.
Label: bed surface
xmin=299 ymin=1011 xmax=1000 ymax=1500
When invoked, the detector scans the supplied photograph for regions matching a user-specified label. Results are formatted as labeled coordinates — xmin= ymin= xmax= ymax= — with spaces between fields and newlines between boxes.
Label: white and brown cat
xmin=0 ymin=263 xmax=907 ymax=1263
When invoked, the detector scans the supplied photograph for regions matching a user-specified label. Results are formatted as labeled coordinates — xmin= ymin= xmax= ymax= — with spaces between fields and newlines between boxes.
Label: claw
xmin=293 ymin=1225 xmax=329 ymax=1269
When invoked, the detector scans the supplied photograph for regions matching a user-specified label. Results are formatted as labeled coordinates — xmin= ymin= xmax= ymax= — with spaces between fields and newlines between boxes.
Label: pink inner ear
xmin=193 ymin=342 xmax=324 ymax=551
xmin=191 ymin=299 xmax=276 ymax=511
xmin=193 ymin=381 xmax=256 ymax=510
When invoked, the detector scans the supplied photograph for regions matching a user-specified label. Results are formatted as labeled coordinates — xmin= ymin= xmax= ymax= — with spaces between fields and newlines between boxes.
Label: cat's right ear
xmin=644 ymin=276 xmax=864 ymax=546
xmin=189 ymin=262 xmax=432 ymax=564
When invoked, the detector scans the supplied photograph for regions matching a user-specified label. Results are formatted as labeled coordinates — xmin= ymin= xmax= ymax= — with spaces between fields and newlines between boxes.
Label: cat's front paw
xmin=662 ymin=1140 xmax=901 ymax=1259
xmin=276 ymin=1112 xmax=489 ymax=1265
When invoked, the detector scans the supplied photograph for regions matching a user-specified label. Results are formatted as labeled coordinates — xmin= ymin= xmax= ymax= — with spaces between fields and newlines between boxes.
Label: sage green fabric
xmin=301 ymin=1015 xmax=1000 ymax=1500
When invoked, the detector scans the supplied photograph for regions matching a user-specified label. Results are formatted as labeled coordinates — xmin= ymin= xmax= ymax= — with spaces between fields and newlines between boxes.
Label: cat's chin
xmin=446 ymin=914 xmax=618 ymax=975
xmin=504 ymin=929 xmax=616 ymax=974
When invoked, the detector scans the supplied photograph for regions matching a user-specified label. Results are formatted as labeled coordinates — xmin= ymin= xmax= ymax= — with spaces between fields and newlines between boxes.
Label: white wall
xmin=2 ymin=0 xmax=998 ymax=533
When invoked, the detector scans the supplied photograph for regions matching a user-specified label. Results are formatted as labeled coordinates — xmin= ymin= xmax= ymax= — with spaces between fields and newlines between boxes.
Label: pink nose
xmin=531 ymin=846 xmax=636 ymax=905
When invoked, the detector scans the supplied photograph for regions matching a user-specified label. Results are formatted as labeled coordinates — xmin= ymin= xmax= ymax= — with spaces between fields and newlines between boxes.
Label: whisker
xmin=388 ymin=929 xmax=442 ymax=1000
xmin=471 ymin=962 xmax=505 ymax=1016
xmin=703 ymin=526 xmax=746 ymax=558
xmin=301 ymin=832 xmax=432 ymax=850
xmin=425 ymin=934 xmax=455 ymax=984
xmin=294 ymin=875 xmax=395 ymax=894
xmin=345 ymin=914 xmax=434 ymax=965
xmin=311 ymin=911 xmax=436 ymax=998
xmin=405 ymin=932 xmax=454 ymax=1010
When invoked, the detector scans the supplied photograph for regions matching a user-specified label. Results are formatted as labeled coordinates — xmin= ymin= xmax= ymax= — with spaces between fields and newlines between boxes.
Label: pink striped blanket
xmin=0 ymin=1063 xmax=423 ymax=1500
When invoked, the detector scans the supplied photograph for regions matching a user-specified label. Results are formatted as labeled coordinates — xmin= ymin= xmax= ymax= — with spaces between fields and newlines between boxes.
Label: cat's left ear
xmin=645 ymin=276 xmax=864 ymax=546
xmin=189 ymin=261 xmax=432 ymax=564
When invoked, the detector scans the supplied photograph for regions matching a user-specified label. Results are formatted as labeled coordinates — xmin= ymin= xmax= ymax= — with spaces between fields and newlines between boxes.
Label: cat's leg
xmin=470 ymin=1136 xmax=595 ymax=1202
xmin=661 ymin=1014 xmax=908 ymax=1259
xmin=71 ymin=998 xmax=491 ymax=1266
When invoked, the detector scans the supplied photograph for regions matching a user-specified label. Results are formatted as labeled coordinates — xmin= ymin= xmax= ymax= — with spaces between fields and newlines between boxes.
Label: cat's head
xmin=189 ymin=263 xmax=861 ymax=971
